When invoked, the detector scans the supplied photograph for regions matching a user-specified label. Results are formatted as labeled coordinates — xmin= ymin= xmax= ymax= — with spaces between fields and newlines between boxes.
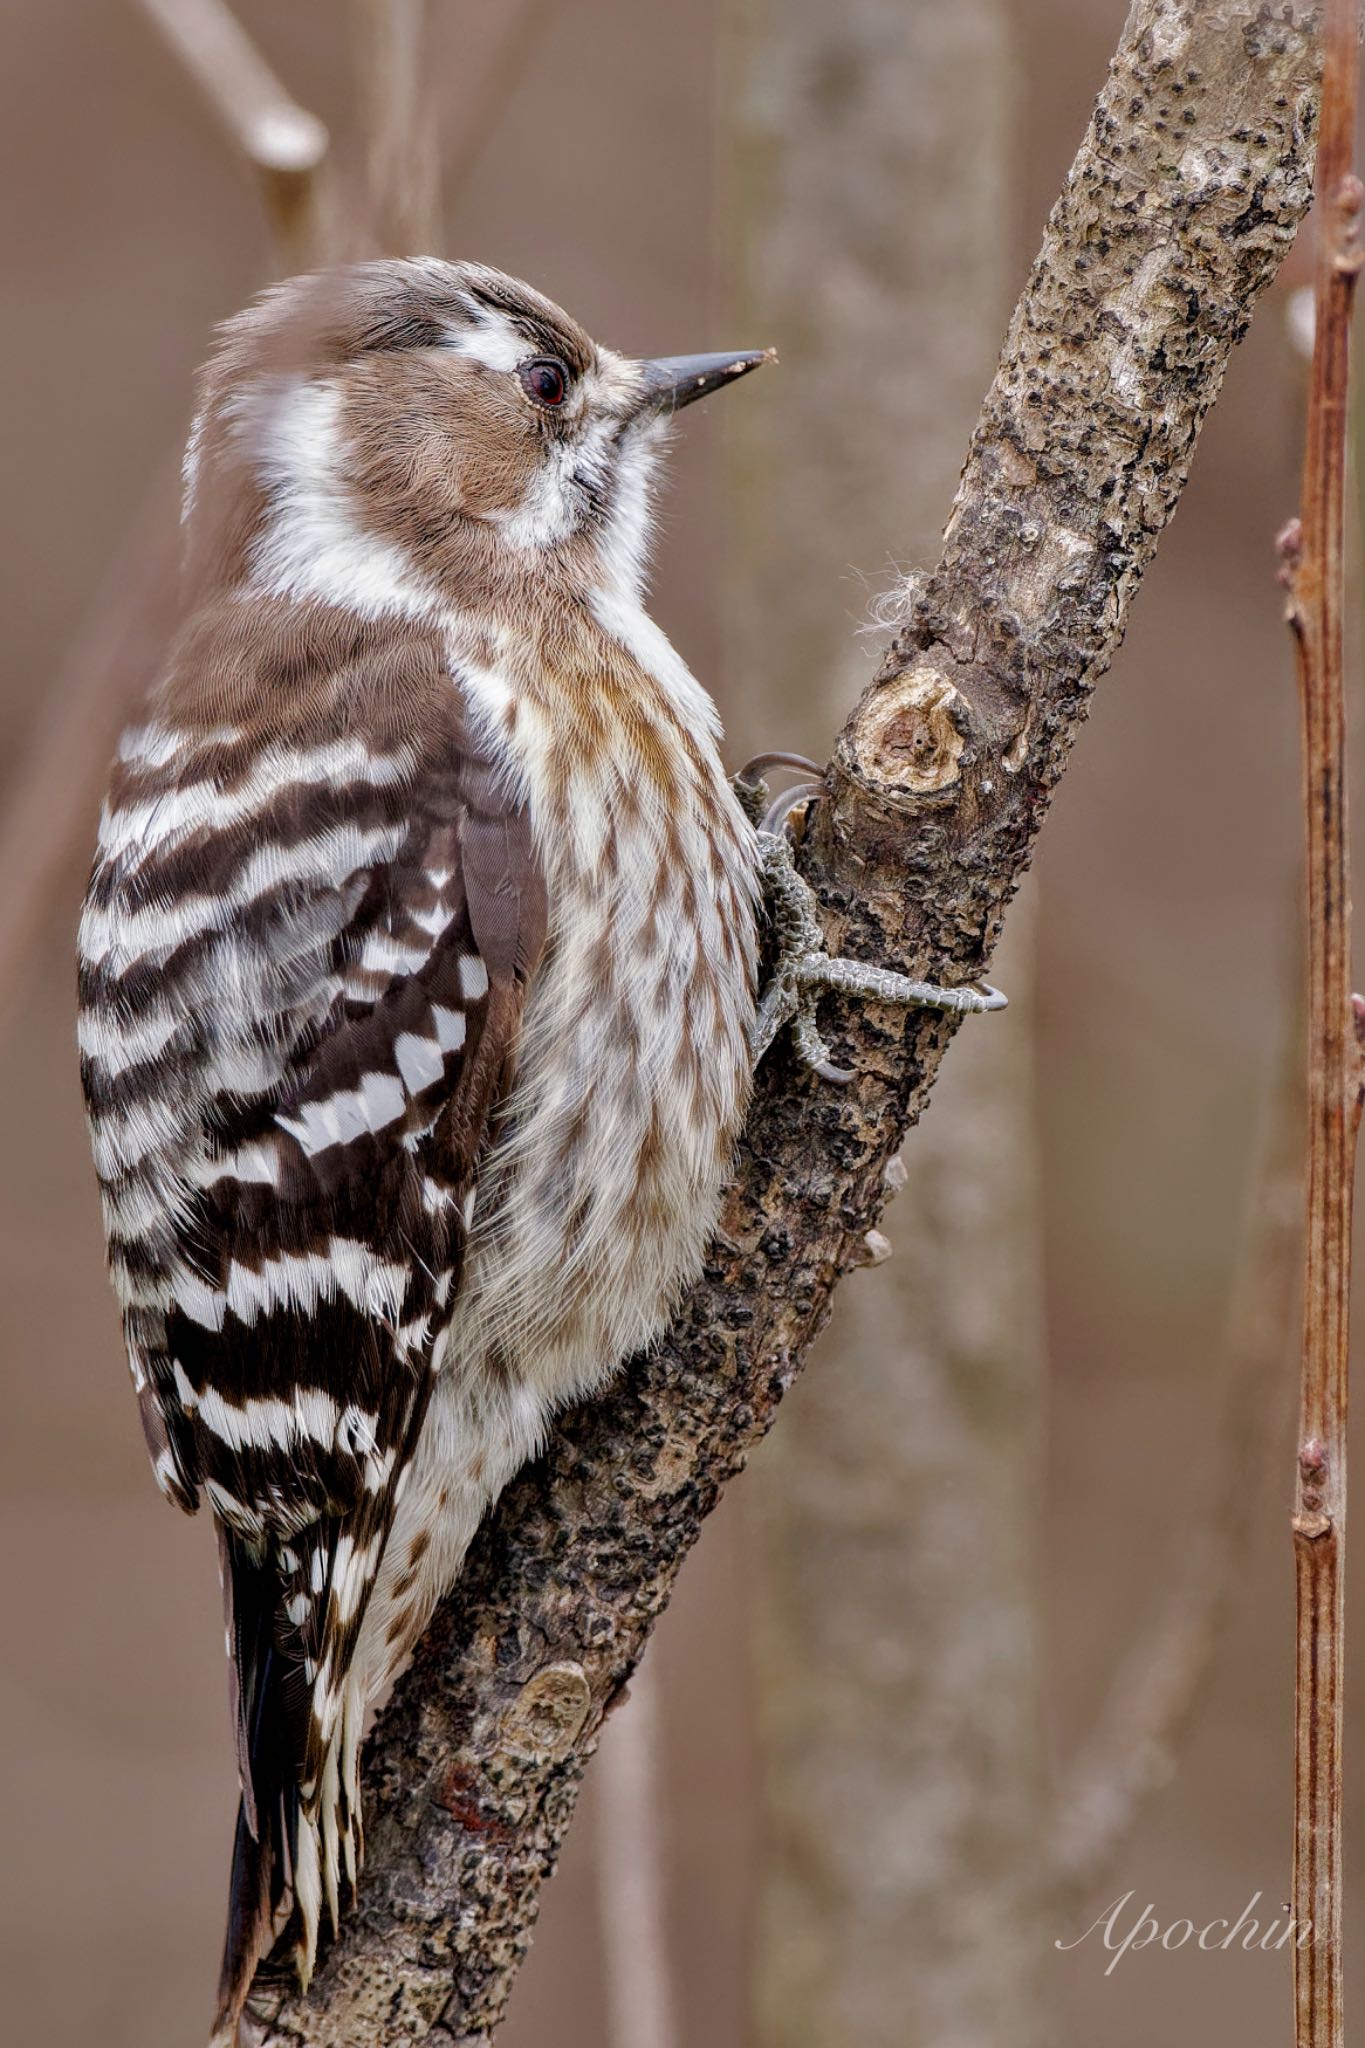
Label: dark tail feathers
xmin=210 ymin=1541 xmax=302 ymax=2046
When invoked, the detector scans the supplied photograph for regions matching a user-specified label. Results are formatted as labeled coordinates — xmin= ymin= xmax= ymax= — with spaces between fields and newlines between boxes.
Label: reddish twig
xmin=1282 ymin=3 xmax=1365 ymax=2040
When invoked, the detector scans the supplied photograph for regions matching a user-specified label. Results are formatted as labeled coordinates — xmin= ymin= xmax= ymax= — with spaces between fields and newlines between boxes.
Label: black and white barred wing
xmin=78 ymin=700 xmax=544 ymax=1901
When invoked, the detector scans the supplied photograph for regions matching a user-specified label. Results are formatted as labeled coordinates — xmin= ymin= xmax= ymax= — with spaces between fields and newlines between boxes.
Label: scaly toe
xmin=750 ymin=822 xmax=1006 ymax=1080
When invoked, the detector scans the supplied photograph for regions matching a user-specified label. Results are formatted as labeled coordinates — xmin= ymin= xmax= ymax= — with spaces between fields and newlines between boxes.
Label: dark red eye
xmin=521 ymin=357 xmax=568 ymax=407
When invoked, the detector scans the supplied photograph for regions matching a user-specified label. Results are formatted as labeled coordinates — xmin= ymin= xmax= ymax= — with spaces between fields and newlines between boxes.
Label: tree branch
xmin=249 ymin=5 xmax=1322 ymax=2042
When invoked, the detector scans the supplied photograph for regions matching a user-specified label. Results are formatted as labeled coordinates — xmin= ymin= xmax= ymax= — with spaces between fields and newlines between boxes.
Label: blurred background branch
xmin=353 ymin=0 xmax=440 ymax=256
xmin=593 ymin=1653 xmax=680 ymax=2048
xmin=135 ymin=0 xmax=333 ymax=268
xmin=721 ymin=7 xmax=1047 ymax=2045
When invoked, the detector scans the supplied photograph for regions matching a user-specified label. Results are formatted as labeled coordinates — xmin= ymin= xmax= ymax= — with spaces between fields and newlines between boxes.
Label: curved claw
xmin=812 ymin=1058 xmax=855 ymax=1084
xmin=792 ymin=1007 xmax=853 ymax=1083
xmin=760 ymin=780 xmax=826 ymax=836
xmin=734 ymin=753 xmax=828 ymax=832
xmin=735 ymin=749 xmax=824 ymax=787
xmin=970 ymin=983 xmax=1009 ymax=1013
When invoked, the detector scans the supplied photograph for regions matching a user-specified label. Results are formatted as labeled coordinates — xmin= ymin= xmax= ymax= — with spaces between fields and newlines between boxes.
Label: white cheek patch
xmin=246 ymin=376 xmax=438 ymax=620
xmin=598 ymin=430 xmax=660 ymax=600
xmin=491 ymin=438 xmax=581 ymax=550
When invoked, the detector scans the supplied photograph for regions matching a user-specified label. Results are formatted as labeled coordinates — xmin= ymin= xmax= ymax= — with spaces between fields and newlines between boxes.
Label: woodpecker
xmin=78 ymin=259 xmax=1000 ymax=2042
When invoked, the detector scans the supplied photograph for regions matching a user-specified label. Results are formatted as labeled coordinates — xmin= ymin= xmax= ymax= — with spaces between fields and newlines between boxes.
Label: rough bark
xmin=720 ymin=6 xmax=1047 ymax=2047
xmin=252 ymin=6 xmax=1322 ymax=2042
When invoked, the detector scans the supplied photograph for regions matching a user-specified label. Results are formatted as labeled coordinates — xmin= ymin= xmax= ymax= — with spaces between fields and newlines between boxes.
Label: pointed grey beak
xmin=639 ymin=349 xmax=774 ymax=415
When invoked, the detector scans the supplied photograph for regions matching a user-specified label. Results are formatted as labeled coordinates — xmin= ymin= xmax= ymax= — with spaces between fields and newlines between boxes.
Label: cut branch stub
xmin=846 ymin=670 xmax=970 ymax=796
xmin=498 ymin=1664 xmax=593 ymax=1765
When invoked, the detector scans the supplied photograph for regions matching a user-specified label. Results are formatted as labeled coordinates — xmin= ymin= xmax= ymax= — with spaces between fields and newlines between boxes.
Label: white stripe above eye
xmin=446 ymin=308 xmax=528 ymax=373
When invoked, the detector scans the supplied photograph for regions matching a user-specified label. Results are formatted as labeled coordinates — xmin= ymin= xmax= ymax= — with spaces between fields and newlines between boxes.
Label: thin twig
xmin=1282 ymin=2 xmax=1364 ymax=2040
xmin=1051 ymin=959 xmax=1303 ymax=1904
xmin=134 ymin=0 xmax=332 ymax=269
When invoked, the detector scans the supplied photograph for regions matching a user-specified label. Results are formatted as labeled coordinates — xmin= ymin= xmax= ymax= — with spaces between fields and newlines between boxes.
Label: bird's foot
xmin=735 ymin=754 xmax=1007 ymax=1084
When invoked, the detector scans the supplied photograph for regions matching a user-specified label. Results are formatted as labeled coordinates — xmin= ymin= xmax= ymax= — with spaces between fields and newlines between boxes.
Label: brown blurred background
xmin=0 ymin=2 xmax=1354 ymax=2045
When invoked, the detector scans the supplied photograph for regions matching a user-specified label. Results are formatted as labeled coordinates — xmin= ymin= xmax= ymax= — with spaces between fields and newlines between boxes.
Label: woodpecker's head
xmin=183 ymin=258 xmax=771 ymax=613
